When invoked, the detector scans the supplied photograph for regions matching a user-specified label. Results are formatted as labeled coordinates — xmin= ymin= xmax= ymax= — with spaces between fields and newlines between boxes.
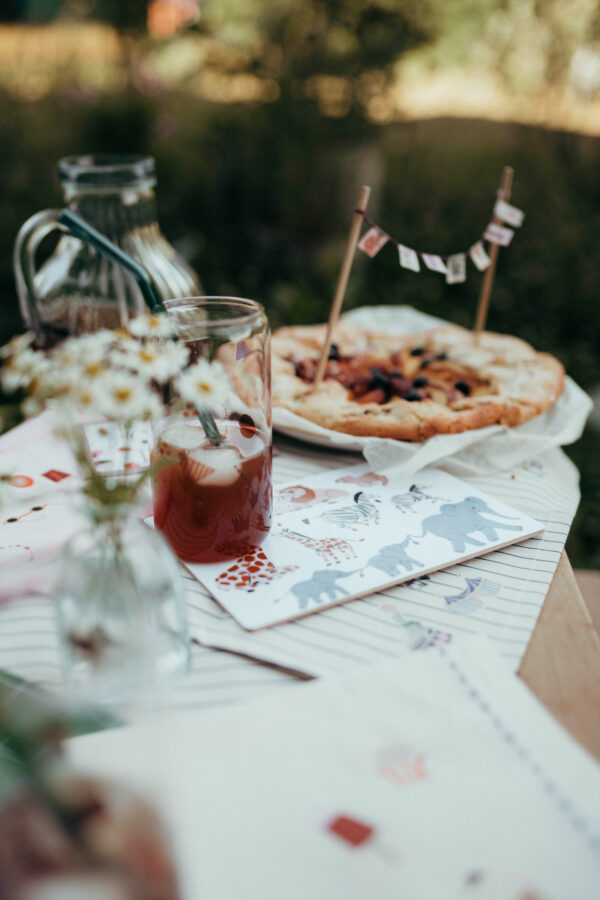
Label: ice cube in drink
xmin=151 ymin=417 xmax=272 ymax=563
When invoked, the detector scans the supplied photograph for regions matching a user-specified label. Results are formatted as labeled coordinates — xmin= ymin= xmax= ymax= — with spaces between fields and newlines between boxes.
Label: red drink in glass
xmin=151 ymin=418 xmax=272 ymax=563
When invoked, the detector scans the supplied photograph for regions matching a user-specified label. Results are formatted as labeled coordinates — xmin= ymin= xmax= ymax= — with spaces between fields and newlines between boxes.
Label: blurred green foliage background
xmin=1 ymin=0 xmax=599 ymax=566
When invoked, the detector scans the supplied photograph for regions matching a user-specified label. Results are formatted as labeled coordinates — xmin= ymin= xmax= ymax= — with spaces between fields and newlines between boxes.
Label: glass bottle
xmin=14 ymin=154 xmax=201 ymax=337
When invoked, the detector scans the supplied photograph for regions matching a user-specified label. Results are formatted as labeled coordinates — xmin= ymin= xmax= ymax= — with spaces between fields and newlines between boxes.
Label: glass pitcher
xmin=14 ymin=154 xmax=201 ymax=337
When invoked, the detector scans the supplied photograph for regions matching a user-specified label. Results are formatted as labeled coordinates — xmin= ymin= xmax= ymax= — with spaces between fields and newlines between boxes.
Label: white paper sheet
xmin=68 ymin=639 xmax=600 ymax=900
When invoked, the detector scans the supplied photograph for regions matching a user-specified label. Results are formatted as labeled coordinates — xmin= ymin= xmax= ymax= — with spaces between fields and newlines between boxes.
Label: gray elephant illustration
xmin=367 ymin=539 xmax=422 ymax=576
xmin=409 ymin=496 xmax=522 ymax=553
xmin=289 ymin=569 xmax=358 ymax=609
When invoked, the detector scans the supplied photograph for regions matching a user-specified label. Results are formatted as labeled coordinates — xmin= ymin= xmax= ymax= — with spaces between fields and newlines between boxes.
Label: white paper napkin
xmin=68 ymin=637 xmax=600 ymax=900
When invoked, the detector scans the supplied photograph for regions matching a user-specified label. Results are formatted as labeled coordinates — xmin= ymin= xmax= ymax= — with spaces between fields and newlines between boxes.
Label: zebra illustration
xmin=303 ymin=491 xmax=382 ymax=531
xmin=390 ymin=484 xmax=437 ymax=512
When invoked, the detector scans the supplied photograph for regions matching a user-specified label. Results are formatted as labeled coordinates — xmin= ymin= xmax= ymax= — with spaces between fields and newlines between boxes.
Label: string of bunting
xmin=356 ymin=198 xmax=525 ymax=285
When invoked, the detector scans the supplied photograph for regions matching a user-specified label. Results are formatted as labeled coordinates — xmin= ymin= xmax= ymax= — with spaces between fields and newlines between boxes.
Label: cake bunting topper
xmin=312 ymin=168 xmax=523 ymax=378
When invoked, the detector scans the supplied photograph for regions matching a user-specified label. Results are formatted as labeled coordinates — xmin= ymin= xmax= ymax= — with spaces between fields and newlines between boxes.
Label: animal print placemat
xmin=184 ymin=463 xmax=542 ymax=631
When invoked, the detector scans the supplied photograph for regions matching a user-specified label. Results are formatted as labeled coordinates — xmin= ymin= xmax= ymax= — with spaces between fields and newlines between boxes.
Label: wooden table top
xmin=519 ymin=552 xmax=600 ymax=762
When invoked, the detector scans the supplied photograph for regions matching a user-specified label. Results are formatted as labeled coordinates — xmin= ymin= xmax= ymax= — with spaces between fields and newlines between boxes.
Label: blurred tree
xmin=91 ymin=0 xmax=148 ymax=29
xmin=196 ymin=0 xmax=435 ymax=117
xmin=411 ymin=0 xmax=600 ymax=98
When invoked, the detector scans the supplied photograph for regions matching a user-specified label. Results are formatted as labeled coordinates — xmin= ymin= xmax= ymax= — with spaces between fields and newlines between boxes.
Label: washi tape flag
xmin=398 ymin=244 xmax=420 ymax=272
xmin=494 ymin=199 xmax=524 ymax=228
xmin=484 ymin=222 xmax=514 ymax=247
xmin=422 ymin=253 xmax=447 ymax=274
xmin=358 ymin=227 xmax=388 ymax=258
xmin=469 ymin=241 xmax=491 ymax=271
xmin=352 ymin=186 xmax=522 ymax=285
xmin=446 ymin=254 xmax=466 ymax=284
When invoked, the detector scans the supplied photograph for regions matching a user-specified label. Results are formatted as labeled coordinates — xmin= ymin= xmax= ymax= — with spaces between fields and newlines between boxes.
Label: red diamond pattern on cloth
xmin=42 ymin=469 xmax=70 ymax=482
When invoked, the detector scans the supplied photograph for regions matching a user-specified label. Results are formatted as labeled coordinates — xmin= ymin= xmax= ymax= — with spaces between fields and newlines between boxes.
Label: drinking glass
xmin=152 ymin=297 xmax=272 ymax=563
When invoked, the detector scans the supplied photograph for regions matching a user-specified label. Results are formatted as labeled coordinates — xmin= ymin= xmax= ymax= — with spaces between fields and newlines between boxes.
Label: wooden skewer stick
xmin=473 ymin=165 xmax=514 ymax=343
xmin=310 ymin=184 xmax=372 ymax=391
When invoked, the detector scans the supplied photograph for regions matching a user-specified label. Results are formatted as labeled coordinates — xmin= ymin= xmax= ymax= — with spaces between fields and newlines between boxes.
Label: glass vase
xmin=53 ymin=502 xmax=189 ymax=704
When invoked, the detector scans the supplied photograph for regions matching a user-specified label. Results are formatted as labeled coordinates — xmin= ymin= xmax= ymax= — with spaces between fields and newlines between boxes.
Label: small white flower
xmin=96 ymin=371 xmax=164 ymax=421
xmin=141 ymin=391 xmax=166 ymax=420
xmin=1 ymin=365 xmax=29 ymax=393
xmin=127 ymin=314 xmax=175 ymax=339
xmin=1 ymin=348 xmax=48 ymax=393
xmin=0 ymin=332 xmax=35 ymax=359
xmin=54 ymin=331 xmax=114 ymax=366
xmin=72 ymin=382 xmax=104 ymax=416
xmin=106 ymin=334 xmax=142 ymax=364
xmin=132 ymin=340 xmax=189 ymax=381
xmin=176 ymin=359 xmax=229 ymax=410
xmin=21 ymin=395 xmax=44 ymax=418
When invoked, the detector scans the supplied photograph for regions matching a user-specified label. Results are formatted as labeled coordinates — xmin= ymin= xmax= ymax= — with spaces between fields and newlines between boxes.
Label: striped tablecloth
xmin=0 ymin=427 xmax=580 ymax=711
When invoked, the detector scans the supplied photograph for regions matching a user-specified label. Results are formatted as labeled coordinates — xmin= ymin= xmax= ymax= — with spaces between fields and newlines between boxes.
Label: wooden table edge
xmin=519 ymin=551 xmax=600 ymax=762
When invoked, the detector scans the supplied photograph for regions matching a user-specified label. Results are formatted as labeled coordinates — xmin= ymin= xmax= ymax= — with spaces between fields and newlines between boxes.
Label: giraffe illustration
xmin=215 ymin=545 xmax=299 ymax=592
xmin=280 ymin=529 xmax=361 ymax=566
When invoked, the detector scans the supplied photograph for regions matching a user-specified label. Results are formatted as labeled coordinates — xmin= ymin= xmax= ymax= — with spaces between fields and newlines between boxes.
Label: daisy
xmin=140 ymin=391 xmax=166 ymax=421
xmin=67 ymin=382 xmax=104 ymax=418
xmin=54 ymin=331 xmax=114 ymax=366
xmin=96 ymin=371 xmax=164 ymax=421
xmin=127 ymin=314 xmax=175 ymax=340
xmin=46 ymin=363 xmax=82 ymax=399
xmin=0 ymin=348 xmax=48 ymax=393
xmin=175 ymin=359 xmax=230 ymax=410
xmin=0 ymin=331 xmax=35 ymax=359
xmin=131 ymin=339 xmax=189 ymax=381
xmin=21 ymin=395 xmax=44 ymax=419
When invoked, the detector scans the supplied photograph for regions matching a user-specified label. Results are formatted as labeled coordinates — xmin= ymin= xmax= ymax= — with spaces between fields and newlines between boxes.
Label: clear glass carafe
xmin=14 ymin=154 xmax=201 ymax=337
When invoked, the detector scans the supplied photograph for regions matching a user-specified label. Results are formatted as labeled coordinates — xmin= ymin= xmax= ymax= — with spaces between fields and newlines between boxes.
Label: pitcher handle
xmin=13 ymin=209 xmax=68 ymax=338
